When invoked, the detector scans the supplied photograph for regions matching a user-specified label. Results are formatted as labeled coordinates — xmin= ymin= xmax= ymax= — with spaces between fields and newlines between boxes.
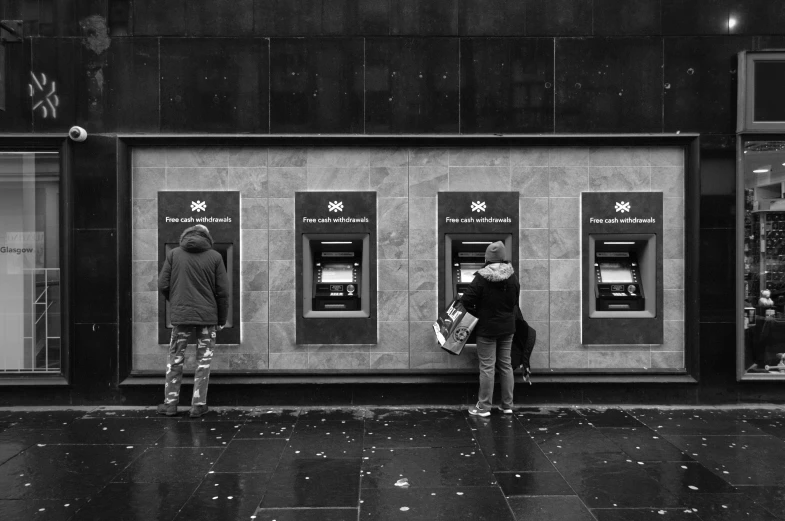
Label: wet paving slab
xmin=0 ymin=406 xmax=783 ymax=520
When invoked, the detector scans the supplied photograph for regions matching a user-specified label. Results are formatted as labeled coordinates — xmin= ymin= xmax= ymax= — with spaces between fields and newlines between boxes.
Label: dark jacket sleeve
xmin=158 ymin=250 xmax=173 ymax=301
xmin=214 ymin=256 xmax=230 ymax=325
xmin=459 ymin=275 xmax=483 ymax=314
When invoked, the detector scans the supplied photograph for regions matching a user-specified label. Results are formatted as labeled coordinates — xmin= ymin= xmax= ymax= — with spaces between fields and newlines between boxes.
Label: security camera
xmin=68 ymin=126 xmax=87 ymax=142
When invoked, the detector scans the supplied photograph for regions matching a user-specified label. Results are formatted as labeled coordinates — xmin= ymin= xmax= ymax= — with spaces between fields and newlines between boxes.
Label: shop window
xmin=742 ymin=141 xmax=785 ymax=377
xmin=0 ymin=152 xmax=61 ymax=373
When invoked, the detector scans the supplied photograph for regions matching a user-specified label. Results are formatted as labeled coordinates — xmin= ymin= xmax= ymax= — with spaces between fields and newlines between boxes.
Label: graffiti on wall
xmin=28 ymin=72 xmax=59 ymax=119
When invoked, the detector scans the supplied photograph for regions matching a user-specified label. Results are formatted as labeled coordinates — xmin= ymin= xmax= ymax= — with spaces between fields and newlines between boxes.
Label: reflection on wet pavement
xmin=0 ymin=406 xmax=783 ymax=520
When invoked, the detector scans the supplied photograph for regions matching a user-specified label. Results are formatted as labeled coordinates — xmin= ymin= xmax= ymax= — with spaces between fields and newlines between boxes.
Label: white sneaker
xmin=501 ymin=408 xmax=513 ymax=414
xmin=468 ymin=405 xmax=490 ymax=417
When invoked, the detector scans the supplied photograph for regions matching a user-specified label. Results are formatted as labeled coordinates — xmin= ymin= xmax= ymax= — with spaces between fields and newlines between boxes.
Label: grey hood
xmin=477 ymin=262 xmax=515 ymax=282
xmin=179 ymin=226 xmax=214 ymax=253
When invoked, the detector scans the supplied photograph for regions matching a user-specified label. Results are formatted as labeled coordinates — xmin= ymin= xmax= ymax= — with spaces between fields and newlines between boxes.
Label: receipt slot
xmin=444 ymin=233 xmax=513 ymax=307
xmin=302 ymin=234 xmax=370 ymax=318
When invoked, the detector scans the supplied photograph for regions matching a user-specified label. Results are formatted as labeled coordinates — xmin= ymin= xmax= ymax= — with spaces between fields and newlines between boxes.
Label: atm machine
xmin=444 ymin=233 xmax=513 ymax=307
xmin=588 ymin=235 xmax=656 ymax=318
xmin=302 ymin=233 xmax=370 ymax=318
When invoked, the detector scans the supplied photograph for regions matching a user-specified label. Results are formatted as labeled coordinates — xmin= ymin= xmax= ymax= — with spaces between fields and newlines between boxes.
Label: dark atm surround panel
xmin=588 ymin=234 xmax=656 ymax=319
xmin=302 ymin=233 xmax=370 ymax=318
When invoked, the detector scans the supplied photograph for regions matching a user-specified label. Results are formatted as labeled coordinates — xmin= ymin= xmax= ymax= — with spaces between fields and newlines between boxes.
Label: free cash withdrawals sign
xmin=157 ymin=191 xmax=240 ymax=344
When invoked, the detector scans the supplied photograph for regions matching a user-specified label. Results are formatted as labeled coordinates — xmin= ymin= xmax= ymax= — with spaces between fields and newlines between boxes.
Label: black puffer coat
xmin=158 ymin=226 xmax=229 ymax=326
xmin=459 ymin=262 xmax=520 ymax=338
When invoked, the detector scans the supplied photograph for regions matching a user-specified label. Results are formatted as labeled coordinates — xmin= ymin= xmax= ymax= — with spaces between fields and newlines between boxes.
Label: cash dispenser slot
xmin=588 ymin=234 xmax=656 ymax=319
xmin=302 ymin=233 xmax=371 ymax=318
xmin=163 ymin=243 xmax=234 ymax=328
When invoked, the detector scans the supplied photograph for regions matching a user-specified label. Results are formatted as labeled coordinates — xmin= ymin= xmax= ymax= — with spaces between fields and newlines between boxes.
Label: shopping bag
xmin=432 ymin=298 xmax=479 ymax=356
xmin=511 ymin=305 xmax=536 ymax=385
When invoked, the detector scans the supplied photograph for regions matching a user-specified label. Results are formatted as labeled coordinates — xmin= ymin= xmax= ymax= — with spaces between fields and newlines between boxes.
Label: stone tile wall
xmin=131 ymin=146 xmax=685 ymax=373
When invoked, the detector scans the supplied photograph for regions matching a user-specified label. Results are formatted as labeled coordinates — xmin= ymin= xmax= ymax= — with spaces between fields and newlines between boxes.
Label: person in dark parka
xmin=157 ymin=224 xmax=229 ymax=418
xmin=459 ymin=241 xmax=520 ymax=417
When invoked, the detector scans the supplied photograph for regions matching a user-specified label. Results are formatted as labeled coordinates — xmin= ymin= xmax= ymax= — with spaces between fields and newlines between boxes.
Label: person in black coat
xmin=157 ymin=224 xmax=229 ymax=418
xmin=459 ymin=241 xmax=520 ymax=417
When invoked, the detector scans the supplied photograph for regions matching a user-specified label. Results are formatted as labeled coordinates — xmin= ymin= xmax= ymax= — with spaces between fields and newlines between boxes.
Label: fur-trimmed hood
xmin=179 ymin=225 xmax=214 ymax=253
xmin=477 ymin=262 xmax=515 ymax=282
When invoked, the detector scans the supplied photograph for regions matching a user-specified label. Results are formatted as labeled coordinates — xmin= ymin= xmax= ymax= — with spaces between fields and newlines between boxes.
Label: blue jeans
xmin=475 ymin=334 xmax=514 ymax=411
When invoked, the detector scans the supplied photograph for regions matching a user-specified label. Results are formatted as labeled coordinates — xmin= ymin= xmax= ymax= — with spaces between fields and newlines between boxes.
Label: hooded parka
xmin=459 ymin=262 xmax=520 ymax=338
xmin=158 ymin=226 xmax=229 ymax=326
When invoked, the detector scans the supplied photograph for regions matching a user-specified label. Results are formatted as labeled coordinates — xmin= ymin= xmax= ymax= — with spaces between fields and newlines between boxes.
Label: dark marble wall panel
xmin=593 ymin=0 xmax=662 ymax=36
xmin=555 ymin=37 xmax=662 ymax=132
xmin=699 ymin=228 xmax=735 ymax=323
xmin=186 ymin=0 xmax=254 ymax=36
xmin=525 ymin=0 xmax=592 ymax=36
xmin=662 ymin=0 xmax=730 ymax=36
xmin=160 ymin=38 xmax=268 ymax=133
xmin=461 ymin=38 xmax=554 ymax=133
xmin=270 ymin=38 xmax=363 ymax=133
xmin=96 ymin=38 xmax=160 ymax=132
xmin=459 ymin=0 xmax=526 ymax=36
xmin=133 ymin=0 xmax=187 ymax=36
xmin=73 ymin=323 xmax=117 ymax=393
xmin=365 ymin=38 xmax=458 ymax=133
xmin=72 ymin=135 xmax=118 ymax=230
xmin=254 ymin=0 xmax=389 ymax=36
xmin=73 ymin=229 xmax=118 ymax=323
xmin=663 ymin=36 xmax=752 ymax=134
xmin=698 ymin=321 xmax=736 ymax=389
xmin=31 ymin=37 xmax=78 ymax=132
xmin=730 ymin=0 xmax=785 ymax=35
xmin=38 ymin=0 xmax=105 ymax=37
xmin=390 ymin=0 xmax=458 ymax=36
xmin=1 ymin=0 xmax=24 ymax=19
xmin=0 ymin=39 xmax=32 ymax=131
xmin=700 ymin=151 xmax=736 ymax=229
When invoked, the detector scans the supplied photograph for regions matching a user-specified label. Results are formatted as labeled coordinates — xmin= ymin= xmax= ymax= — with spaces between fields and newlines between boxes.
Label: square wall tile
xmin=371 ymin=353 xmax=410 ymax=369
xmin=133 ymin=168 xmax=166 ymax=199
xmin=664 ymin=259 xmax=685 ymax=289
xmin=378 ymin=291 xmax=409 ymax=322
xmin=268 ymin=198 xmax=295 ymax=230
xmin=650 ymin=148 xmax=684 ymax=167
xmin=370 ymin=148 xmax=409 ymax=167
xmin=449 ymin=148 xmax=510 ymax=167
xmin=269 ymin=230 xmax=294 ymax=260
xmin=371 ymin=167 xmax=408 ymax=197
xmin=549 ymin=166 xmax=588 ymax=197
xmin=378 ymin=260 xmax=409 ymax=291
xmin=660 ymin=321 xmax=685 ymax=352
xmin=664 ymin=198 xmax=685 ymax=229
xmin=270 ymin=353 xmax=309 ymax=369
xmin=133 ymin=148 xmax=167 ymax=168
xmin=519 ymin=259 xmax=549 ymax=291
xmin=409 ymin=148 xmax=449 ymax=166
xmin=520 ymin=291 xmax=550 ymax=322
xmin=520 ymin=198 xmax=549 ymax=229
xmin=549 ymin=147 xmax=589 ymax=166
xmin=307 ymin=147 xmax=370 ymax=167
xmin=409 ymin=166 xmax=448 ymax=197
xmin=410 ymin=321 xmax=441 ymax=352
xmin=520 ymin=229 xmax=550 ymax=259
xmin=550 ymin=260 xmax=580 ymax=290
xmin=133 ymin=322 xmax=163 ymax=355
xmin=511 ymin=148 xmax=549 ymax=167
xmin=651 ymin=167 xmax=685 ymax=197
xmin=269 ymin=148 xmax=307 ymax=167
xmin=409 ymin=260 xmax=437 ymax=290
xmin=307 ymin=168 xmax=371 ymax=191
xmin=550 ymin=291 xmax=580 ymax=320
xmin=242 ymin=292 xmax=269 ymax=323
xmin=133 ymin=261 xmax=158 ymax=293
xmin=410 ymin=352 xmax=451 ymax=369
xmin=133 ymin=200 xmax=157 ymax=229
xmin=550 ymin=351 xmax=588 ymax=369
xmin=409 ymin=229 xmax=436 ymax=260
xmin=651 ymin=352 xmax=684 ymax=369
xmin=269 ymin=291 xmax=295 ymax=323
xmin=549 ymin=321 xmax=581 ymax=351
xmin=268 ymin=167 xmax=307 ymax=197
xmin=308 ymin=353 xmax=370 ymax=370
xmin=242 ymin=230 xmax=269 ymax=261
xmin=242 ymin=322 xmax=269 ymax=352
xmin=588 ymin=351 xmax=651 ymax=369
xmin=589 ymin=166 xmax=651 ymax=192
xmin=241 ymin=261 xmax=269 ymax=291
xmin=269 ymin=260 xmax=296 ymax=291
xmin=512 ymin=167 xmax=549 ymax=197
xmin=133 ymin=292 xmax=158 ymax=323
xmin=242 ymin=198 xmax=268 ymax=229
xmin=549 ymin=198 xmax=579 ymax=228
xmin=377 ymin=322 xmax=410 ymax=352
xmin=228 ymin=167 xmax=267 ymax=198
xmin=589 ymin=147 xmax=651 ymax=167
xmin=549 ymin=229 xmax=579 ymax=260
xmin=166 ymin=167 xmax=229 ymax=191
xmin=664 ymin=232 xmax=684 ymax=260
xmin=449 ymin=167 xmax=511 ymax=191
xmin=664 ymin=290 xmax=685 ymax=321
xmin=528 ymin=320 xmax=550 ymax=353
xmin=409 ymin=197 xmax=437 ymax=230
xmin=269 ymin=323 xmax=298 ymax=354
xmin=409 ymin=291 xmax=437 ymax=322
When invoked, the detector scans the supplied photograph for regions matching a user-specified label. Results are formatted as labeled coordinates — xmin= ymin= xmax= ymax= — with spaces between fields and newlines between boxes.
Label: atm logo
xmin=615 ymin=201 xmax=631 ymax=213
xmin=328 ymin=201 xmax=344 ymax=212
xmin=471 ymin=201 xmax=486 ymax=212
xmin=191 ymin=200 xmax=207 ymax=212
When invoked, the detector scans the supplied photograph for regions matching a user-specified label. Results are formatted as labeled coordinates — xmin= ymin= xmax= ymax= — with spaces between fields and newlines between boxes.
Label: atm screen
xmin=321 ymin=263 xmax=354 ymax=283
xmin=459 ymin=263 xmax=484 ymax=283
xmin=599 ymin=262 xmax=633 ymax=283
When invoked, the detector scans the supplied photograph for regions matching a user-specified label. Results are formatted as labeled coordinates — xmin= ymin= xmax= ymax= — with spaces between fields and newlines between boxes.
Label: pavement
xmin=0 ymin=406 xmax=784 ymax=520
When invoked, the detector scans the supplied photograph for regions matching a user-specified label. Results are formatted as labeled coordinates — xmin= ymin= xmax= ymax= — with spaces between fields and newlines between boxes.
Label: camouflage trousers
xmin=164 ymin=325 xmax=216 ymax=406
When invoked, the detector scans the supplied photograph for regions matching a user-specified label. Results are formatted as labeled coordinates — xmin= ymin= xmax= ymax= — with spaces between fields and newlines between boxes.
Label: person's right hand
xmin=216 ymin=324 xmax=225 ymax=331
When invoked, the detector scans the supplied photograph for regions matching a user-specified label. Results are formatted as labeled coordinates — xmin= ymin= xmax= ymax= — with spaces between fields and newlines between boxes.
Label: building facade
xmin=0 ymin=0 xmax=780 ymax=404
